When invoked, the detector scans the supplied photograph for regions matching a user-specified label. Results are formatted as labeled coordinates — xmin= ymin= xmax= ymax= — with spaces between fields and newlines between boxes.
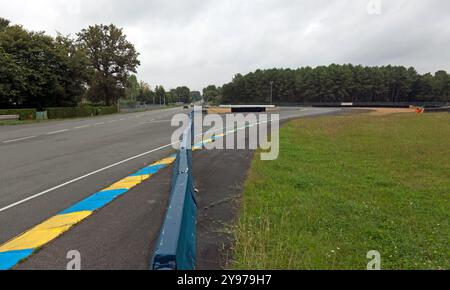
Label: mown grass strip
xmin=233 ymin=113 xmax=449 ymax=270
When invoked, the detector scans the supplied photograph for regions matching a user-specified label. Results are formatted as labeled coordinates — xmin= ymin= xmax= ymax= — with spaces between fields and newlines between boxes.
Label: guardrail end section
xmin=152 ymin=254 xmax=177 ymax=270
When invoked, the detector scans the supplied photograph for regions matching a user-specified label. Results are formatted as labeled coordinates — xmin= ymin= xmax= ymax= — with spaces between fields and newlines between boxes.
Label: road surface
xmin=0 ymin=108 xmax=185 ymax=245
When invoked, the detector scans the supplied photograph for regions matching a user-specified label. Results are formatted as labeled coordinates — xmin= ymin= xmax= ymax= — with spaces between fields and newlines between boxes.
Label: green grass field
xmin=0 ymin=120 xmax=38 ymax=126
xmin=233 ymin=112 xmax=449 ymax=270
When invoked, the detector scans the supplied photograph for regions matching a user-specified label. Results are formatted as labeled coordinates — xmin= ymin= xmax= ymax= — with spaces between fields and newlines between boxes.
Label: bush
xmin=46 ymin=106 xmax=118 ymax=119
xmin=119 ymin=99 xmax=138 ymax=107
xmin=95 ymin=106 xmax=118 ymax=115
xmin=47 ymin=107 xmax=94 ymax=119
xmin=0 ymin=109 xmax=36 ymax=120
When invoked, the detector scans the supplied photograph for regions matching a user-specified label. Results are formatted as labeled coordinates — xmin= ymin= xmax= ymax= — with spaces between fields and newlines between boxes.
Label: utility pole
xmin=270 ymin=81 xmax=274 ymax=105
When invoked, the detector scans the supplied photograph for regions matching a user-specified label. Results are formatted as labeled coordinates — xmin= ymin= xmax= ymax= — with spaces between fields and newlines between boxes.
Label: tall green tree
xmin=136 ymin=81 xmax=153 ymax=104
xmin=165 ymin=91 xmax=173 ymax=104
xmin=54 ymin=34 xmax=92 ymax=105
xmin=125 ymin=75 xmax=140 ymax=101
xmin=77 ymin=24 xmax=140 ymax=105
xmin=155 ymin=85 xmax=166 ymax=105
xmin=0 ymin=17 xmax=9 ymax=31
xmin=433 ymin=70 xmax=450 ymax=101
xmin=169 ymin=88 xmax=178 ymax=103
xmin=202 ymin=85 xmax=220 ymax=104
xmin=175 ymin=86 xmax=191 ymax=103
xmin=189 ymin=91 xmax=202 ymax=102
xmin=0 ymin=21 xmax=90 ymax=109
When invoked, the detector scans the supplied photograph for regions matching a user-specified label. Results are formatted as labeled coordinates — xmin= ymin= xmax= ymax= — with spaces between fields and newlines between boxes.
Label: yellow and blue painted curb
xmin=0 ymin=127 xmax=240 ymax=270
xmin=0 ymin=155 xmax=177 ymax=270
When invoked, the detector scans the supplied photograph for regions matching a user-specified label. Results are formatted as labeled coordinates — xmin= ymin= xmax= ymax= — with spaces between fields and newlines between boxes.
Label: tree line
xmin=0 ymin=18 xmax=198 ymax=110
xmin=126 ymin=76 xmax=200 ymax=106
xmin=214 ymin=65 xmax=450 ymax=105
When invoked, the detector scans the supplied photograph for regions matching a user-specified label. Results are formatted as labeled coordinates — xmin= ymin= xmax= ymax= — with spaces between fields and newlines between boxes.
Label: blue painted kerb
xmin=0 ymin=249 xmax=34 ymax=270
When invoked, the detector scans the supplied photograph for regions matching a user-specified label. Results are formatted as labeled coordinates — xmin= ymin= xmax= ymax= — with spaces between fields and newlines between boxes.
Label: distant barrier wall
xmin=273 ymin=102 xmax=450 ymax=108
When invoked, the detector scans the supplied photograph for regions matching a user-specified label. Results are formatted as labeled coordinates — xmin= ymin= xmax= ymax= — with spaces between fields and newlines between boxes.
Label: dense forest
xmin=0 ymin=18 xmax=197 ymax=110
xmin=219 ymin=65 xmax=450 ymax=104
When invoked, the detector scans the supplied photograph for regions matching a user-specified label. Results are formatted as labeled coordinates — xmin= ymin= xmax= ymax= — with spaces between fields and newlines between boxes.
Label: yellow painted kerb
xmin=154 ymin=157 xmax=176 ymax=166
xmin=0 ymin=211 xmax=92 ymax=253
xmin=118 ymin=175 xmax=151 ymax=184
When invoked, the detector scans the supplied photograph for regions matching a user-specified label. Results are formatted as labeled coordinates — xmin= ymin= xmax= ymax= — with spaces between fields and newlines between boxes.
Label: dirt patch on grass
xmin=207 ymin=107 xmax=231 ymax=114
xmin=352 ymin=107 xmax=418 ymax=116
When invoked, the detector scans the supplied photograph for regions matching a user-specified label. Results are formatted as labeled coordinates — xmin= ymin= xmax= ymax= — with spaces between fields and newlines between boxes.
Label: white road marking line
xmin=94 ymin=122 xmax=105 ymax=126
xmin=0 ymin=142 xmax=179 ymax=214
xmin=3 ymin=136 xmax=37 ymax=144
xmin=74 ymin=125 xmax=91 ymax=129
xmin=119 ymin=118 xmax=127 ymax=121
xmin=140 ymin=119 xmax=171 ymax=125
xmin=46 ymin=129 xmax=69 ymax=135
xmin=139 ymin=119 xmax=159 ymax=125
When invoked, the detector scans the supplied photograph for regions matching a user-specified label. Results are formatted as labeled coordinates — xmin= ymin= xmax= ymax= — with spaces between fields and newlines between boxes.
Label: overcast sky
xmin=1 ymin=0 xmax=449 ymax=90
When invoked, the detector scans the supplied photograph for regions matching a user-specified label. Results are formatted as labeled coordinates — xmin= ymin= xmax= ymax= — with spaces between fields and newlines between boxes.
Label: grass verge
xmin=233 ymin=112 xmax=449 ymax=270
xmin=0 ymin=120 xmax=38 ymax=126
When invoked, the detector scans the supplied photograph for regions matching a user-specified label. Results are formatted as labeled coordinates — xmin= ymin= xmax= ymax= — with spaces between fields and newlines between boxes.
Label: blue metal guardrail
xmin=151 ymin=112 xmax=197 ymax=270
